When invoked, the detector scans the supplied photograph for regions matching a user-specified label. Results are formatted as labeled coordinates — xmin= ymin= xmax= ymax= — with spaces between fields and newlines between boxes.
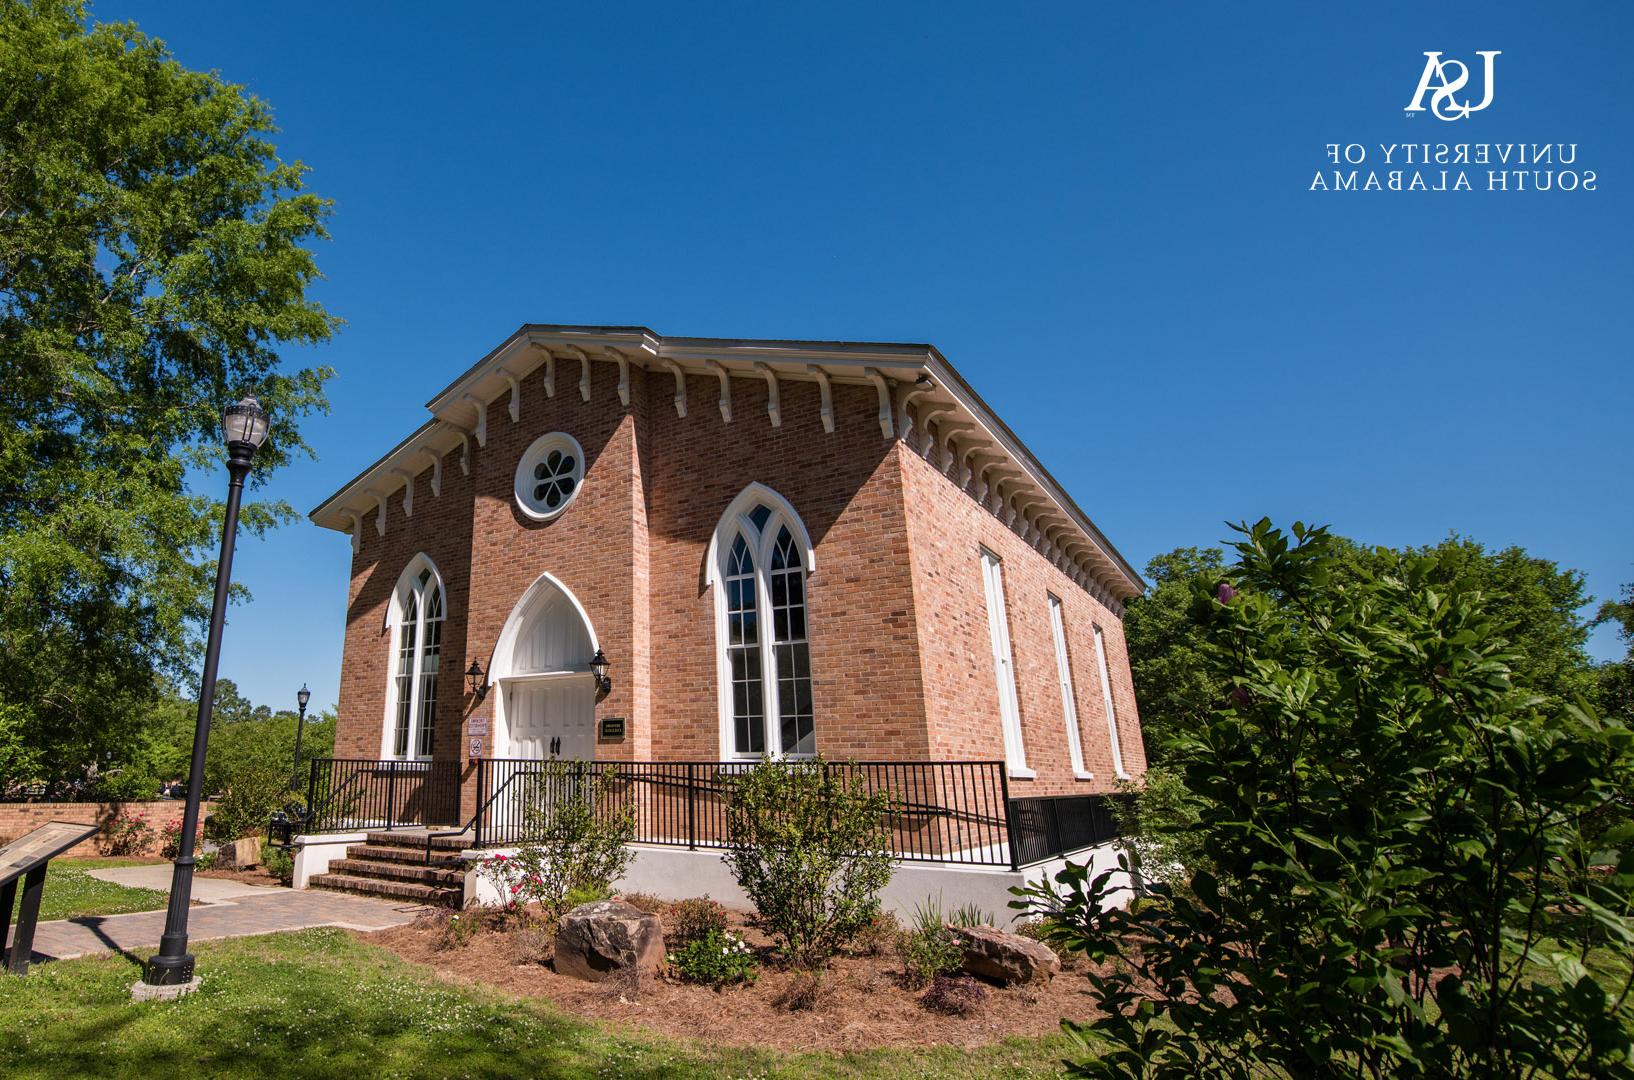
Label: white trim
xmin=381 ymin=554 xmax=446 ymax=761
xmin=513 ymin=432 xmax=585 ymax=522
xmin=1093 ymin=624 xmax=1130 ymax=780
xmin=1048 ymin=594 xmax=1093 ymax=781
xmin=490 ymin=570 xmax=601 ymax=760
xmin=706 ymin=483 xmax=816 ymax=761
xmin=979 ymin=548 xmax=1032 ymax=779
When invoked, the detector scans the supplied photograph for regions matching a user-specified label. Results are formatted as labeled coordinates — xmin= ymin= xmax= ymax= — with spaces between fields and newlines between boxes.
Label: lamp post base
xmin=142 ymin=951 xmax=196 ymax=985
xmin=131 ymin=974 xmax=202 ymax=1002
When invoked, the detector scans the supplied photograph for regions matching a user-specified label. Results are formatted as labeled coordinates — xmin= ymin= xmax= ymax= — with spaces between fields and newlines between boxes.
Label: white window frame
xmin=513 ymin=431 xmax=585 ymax=521
xmin=1048 ymin=594 xmax=1093 ymax=780
xmin=1093 ymin=623 xmax=1130 ymax=780
xmin=980 ymin=548 xmax=1033 ymax=779
xmin=706 ymin=483 xmax=818 ymax=762
xmin=381 ymin=554 xmax=446 ymax=761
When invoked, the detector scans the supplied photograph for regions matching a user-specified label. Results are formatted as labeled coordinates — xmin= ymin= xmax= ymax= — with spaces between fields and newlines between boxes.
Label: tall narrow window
xmin=710 ymin=484 xmax=817 ymax=760
xmin=1093 ymin=624 xmax=1129 ymax=779
xmin=980 ymin=549 xmax=1032 ymax=778
xmin=1048 ymin=595 xmax=1091 ymax=779
xmin=386 ymin=560 xmax=445 ymax=760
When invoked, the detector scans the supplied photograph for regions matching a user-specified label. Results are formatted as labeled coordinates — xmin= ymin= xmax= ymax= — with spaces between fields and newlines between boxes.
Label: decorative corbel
xmin=606 ymin=348 xmax=631 ymax=407
xmin=391 ymin=468 xmax=415 ymax=518
xmin=661 ymin=359 xmax=688 ymax=418
xmin=420 ymin=448 xmax=443 ymax=497
xmin=806 ymin=365 xmax=834 ymax=433
xmin=372 ymin=491 xmax=389 ymax=536
xmin=533 ymin=345 xmax=557 ymax=398
xmin=753 ymin=363 xmax=781 ymax=428
xmin=496 ymin=369 xmax=521 ymax=423
xmin=559 ymin=345 xmax=593 ymax=403
xmin=345 ymin=511 xmax=363 ymax=555
xmin=461 ymin=393 xmax=487 ymax=447
xmin=863 ymin=369 xmax=894 ymax=439
xmin=894 ymin=378 xmax=935 ymax=444
xmin=705 ymin=361 xmax=732 ymax=422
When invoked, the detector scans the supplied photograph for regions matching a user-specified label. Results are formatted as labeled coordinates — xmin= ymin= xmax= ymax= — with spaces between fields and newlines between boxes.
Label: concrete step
xmin=329 ymin=858 xmax=466 ymax=887
xmin=363 ymin=830 xmax=468 ymax=851
xmin=343 ymin=843 xmax=465 ymax=867
xmin=309 ymin=872 xmax=461 ymax=907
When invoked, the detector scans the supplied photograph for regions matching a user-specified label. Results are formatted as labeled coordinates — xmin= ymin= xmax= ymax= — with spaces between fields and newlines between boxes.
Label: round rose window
xmin=514 ymin=433 xmax=585 ymax=521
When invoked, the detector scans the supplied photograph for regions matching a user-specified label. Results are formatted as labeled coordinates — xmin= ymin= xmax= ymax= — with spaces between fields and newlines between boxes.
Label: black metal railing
xmin=304 ymin=757 xmax=461 ymax=834
xmin=301 ymin=756 xmax=1126 ymax=869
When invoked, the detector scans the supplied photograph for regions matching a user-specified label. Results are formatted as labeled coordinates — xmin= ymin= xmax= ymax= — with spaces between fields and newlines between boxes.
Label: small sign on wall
xmin=468 ymin=738 xmax=483 ymax=760
xmin=599 ymin=717 xmax=626 ymax=741
xmin=467 ymin=718 xmax=488 ymax=736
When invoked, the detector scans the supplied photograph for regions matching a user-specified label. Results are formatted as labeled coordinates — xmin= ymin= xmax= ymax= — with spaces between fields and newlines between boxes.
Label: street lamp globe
xmin=222 ymin=395 xmax=270 ymax=452
xmin=297 ymin=683 xmax=311 ymax=712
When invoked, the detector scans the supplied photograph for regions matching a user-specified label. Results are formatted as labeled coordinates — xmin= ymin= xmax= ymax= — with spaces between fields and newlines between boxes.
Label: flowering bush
xmin=475 ymin=852 xmax=535 ymax=911
xmin=667 ymin=928 xmax=758 ymax=987
xmin=477 ymin=763 xmax=636 ymax=915
xmin=159 ymin=816 xmax=202 ymax=860
xmin=665 ymin=896 xmax=728 ymax=946
xmin=98 ymin=810 xmax=153 ymax=856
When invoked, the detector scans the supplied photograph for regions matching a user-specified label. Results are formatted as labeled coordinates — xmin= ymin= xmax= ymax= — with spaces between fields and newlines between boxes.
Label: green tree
xmin=1121 ymin=546 xmax=1226 ymax=764
xmin=0 ymin=0 xmax=336 ymax=794
xmin=1020 ymin=521 xmax=1634 ymax=1078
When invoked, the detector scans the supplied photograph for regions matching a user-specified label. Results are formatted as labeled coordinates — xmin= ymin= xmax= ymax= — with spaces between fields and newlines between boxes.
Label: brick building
xmin=304 ymin=325 xmax=1146 ymax=888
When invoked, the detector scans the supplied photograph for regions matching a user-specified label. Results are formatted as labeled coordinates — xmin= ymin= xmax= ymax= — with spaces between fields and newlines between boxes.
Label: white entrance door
xmin=503 ymin=676 xmax=595 ymax=759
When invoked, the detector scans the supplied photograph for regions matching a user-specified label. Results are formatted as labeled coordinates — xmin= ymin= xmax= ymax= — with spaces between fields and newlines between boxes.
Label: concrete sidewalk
xmin=25 ymin=888 xmax=429 ymax=963
xmin=87 ymin=863 xmax=284 ymax=902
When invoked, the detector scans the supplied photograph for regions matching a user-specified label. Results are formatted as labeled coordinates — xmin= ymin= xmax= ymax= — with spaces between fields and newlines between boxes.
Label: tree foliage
xmin=0 ymin=0 xmax=336 ymax=794
xmin=1019 ymin=520 xmax=1634 ymax=1078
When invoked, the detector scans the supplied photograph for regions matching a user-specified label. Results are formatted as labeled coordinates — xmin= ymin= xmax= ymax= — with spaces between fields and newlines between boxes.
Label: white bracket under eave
xmin=606 ymin=348 xmax=631 ymax=407
xmin=753 ymin=363 xmax=781 ymax=428
xmin=533 ymin=345 xmax=557 ymax=398
xmin=894 ymin=380 xmax=934 ymax=443
xmin=498 ymin=369 xmax=521 ymax=423
xmin=373 ymin=491 xmax=389 ymax=536
xmin=806 ymin=365 xmax=834 ymax=433
xmin=662 ymin=359 xmax=688 ymax=418
xmin=863 ymin=368 xmax=894 ymax=439
xmin=461 ymin=393 xmax=488 ymax=447
xmin=391 ymin=468 xmax=415 ymax=518
xmin=705 ymin=361 xmax=732 ymax=422
xmin=346 ymin=511 xmax=363 ymax=555
xmin=564 ymin=345 xmax=592 ymax=403
xmin=421 ymin=448 xmax=443 ymax=497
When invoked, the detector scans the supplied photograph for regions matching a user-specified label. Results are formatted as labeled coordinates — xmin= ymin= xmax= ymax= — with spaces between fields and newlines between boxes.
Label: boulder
xmin=950 ymin=925 xmax=1060 ymax=985
xmin=553 ymin=900 xmax=665 ymax=983
xmin=215 ymin=835 xmax=261 ymax=870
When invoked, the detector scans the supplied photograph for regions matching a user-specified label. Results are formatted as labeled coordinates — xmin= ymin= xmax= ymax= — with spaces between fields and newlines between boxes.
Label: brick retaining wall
xmin=0 ymin=800 xmax=215 ymax=857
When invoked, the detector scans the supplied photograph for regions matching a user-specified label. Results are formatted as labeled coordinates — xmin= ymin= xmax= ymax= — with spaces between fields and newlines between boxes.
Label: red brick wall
xmin=897 ymin=445 xmax=1146 ymax=796
xmin=330 ymin=361 xmax=1143 ymax=805
xmin=0 ymin=801 xmax=214 ymax=857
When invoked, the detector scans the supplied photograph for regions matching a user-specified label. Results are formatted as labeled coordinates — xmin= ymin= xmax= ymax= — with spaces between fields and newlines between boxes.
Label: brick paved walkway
xmin=25 ymin=889 xmax=430 ymax=963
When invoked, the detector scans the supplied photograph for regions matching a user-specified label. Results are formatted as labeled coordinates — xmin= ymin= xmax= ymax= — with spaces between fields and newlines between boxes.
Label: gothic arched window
xmin=385 ymin=557 xmax=445 ymax=759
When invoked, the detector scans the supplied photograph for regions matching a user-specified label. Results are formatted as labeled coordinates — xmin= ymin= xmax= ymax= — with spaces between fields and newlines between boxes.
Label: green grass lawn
xmin=0 ymin=929 xmax=1075 ymax=1079
xmin=33 ymin=858 xmax=168 ymax=921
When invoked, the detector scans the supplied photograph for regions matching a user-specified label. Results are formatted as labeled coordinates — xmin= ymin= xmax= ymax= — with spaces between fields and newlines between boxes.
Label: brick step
xmin=329 ymin=858 xmax=466 ymax=886
xmin=364 ymin=830 xmax=468 ymax=851
xmin=309 ymin=872 xmax=462 ymax=907
xmin=343 ymin=843 xmax=466 ymax=867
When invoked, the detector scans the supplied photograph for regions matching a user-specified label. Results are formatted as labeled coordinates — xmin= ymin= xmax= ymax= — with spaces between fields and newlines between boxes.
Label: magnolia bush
xmin=1017 ymin=520 xmax=1634 ymax=1078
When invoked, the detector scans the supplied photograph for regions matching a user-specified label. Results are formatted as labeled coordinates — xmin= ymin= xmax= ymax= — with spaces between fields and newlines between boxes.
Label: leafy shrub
xmin=477 ymin=762 xmax=635 ymax=915
xmin=771 ymin=969 xmax=828 ymax=1012
xmin=158 ymin=816 xmax=202 ymax=859
xmin=895 ymin=926 xmax=963 ymax=989
xmin=562 ymin=883 xmax=611 ymax=910
xmin=618 ymin=892 xmax=667 ymax=914
xmin=98 ymin=810 xmax=153 ymax=856
xmin=850 ymin=910 xmax=901 ymax=957
xmin=667 ymin=928 xmax=759 ymax=987
xmin=205 ymin=762 xmax=289 ymax=842
xmin=666 ymin=896 xmax=729 ymax=946
xmin=946 ymin=901 xmax=993 ymax=928
xmin=262 ymin=844 xmax=294 ymax=886
xmin=919 ymin=973 xmax=987 ymax=1016
xmin=722 ymin=757 xmax=893 ymax=967
xmin=194 ymin=848 xmax=217 ymax=871
xmin=1014 ymin=520 xmax=1634 ymax=1079
xmin=435 ymin=909 xmax=480 ymax=951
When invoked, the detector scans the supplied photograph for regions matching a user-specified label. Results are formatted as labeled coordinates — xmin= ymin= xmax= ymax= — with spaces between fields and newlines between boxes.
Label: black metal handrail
xmin=304 ymin=757 xmax=460 ymax=835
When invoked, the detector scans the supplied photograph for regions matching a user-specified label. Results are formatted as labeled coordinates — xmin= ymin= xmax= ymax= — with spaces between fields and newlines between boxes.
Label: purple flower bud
xmin=1216 ymin=583 xmax=1237 ymax=604
xmin=1229 ymin=686 xmax=1252 ymax=708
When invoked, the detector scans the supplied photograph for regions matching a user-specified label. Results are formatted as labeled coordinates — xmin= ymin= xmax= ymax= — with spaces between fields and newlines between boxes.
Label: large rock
xmin=553 ymin=900 xmax=665 ymax=983
xmin=951 ymin=925 xmax=1060 ymax=985
xmin=216 ymin=835 xmax=261 ymax=870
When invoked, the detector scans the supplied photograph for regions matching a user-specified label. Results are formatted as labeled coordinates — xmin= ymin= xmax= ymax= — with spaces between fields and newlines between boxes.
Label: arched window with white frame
xmin=707 ymin=484 xmax=816 ymax=760
xmin=384 ymin=555 xmax=445 ymax=760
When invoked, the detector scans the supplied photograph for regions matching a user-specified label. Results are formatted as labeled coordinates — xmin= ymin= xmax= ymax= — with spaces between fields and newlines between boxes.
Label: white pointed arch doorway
xmin=491 ymin=571 xmax=600 ymax=760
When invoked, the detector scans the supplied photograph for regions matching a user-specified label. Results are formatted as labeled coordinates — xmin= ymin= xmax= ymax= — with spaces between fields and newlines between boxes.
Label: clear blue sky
xmin=94 ymin=2 xmax=1633 ymax=713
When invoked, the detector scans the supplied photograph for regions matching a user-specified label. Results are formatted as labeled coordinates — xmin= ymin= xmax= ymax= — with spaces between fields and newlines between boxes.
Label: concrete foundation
xmin=290 ymin=832 xmax=367 ymax=890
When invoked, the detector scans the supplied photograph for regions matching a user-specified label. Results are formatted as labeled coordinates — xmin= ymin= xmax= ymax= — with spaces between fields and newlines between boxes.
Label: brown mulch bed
xmin=197 ymin=865 xmax=285 ymax=888
xmin=360 ymin=903 xmax=1106 ymax=1053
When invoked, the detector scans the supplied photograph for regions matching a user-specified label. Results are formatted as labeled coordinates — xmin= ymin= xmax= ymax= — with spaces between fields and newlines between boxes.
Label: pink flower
xmin=1216 ymin=583 xmax=1237 ymax=604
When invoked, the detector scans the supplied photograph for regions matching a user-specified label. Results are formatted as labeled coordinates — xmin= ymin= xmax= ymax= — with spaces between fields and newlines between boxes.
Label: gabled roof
xmin=310 ymin=324 xmax=1145 ymax=602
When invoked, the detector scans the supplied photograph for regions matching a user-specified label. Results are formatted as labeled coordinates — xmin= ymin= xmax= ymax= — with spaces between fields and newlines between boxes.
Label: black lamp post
xmin=140 ymin=396 xmax=269 ymax=991
xmin=288 ymin=683 xmax=311 ymax=792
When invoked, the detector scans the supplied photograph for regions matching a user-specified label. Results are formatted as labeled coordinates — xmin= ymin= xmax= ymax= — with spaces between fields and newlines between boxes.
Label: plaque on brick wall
xmin=598 ymin=717 xmax=625 ymax=740
xmin=467 ymin=718 xmax=488 ymax=736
